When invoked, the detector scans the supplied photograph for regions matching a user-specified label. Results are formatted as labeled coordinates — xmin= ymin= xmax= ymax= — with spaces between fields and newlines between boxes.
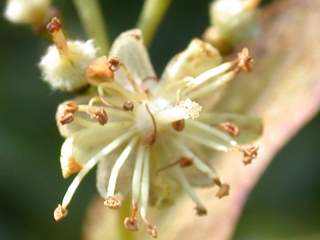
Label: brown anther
xmin=104 ymin=196 xmax=122 ymax=209
xmin=46 ymin=17 xmax=68 ymax=55
xmin=53 ymin=204 xmax=68 ymax=221
xmin=60 ymin=112 xmax=74 ymax=125
xmin=179 ymin=156 xmax=193 ymax=168
xmin=195 ymin=206 xmax=207 ymax=216
xmin=172 ymin=119 xmax=185 ymax=132
xmin=107 ymin=56 xmax=120 ymax=72
xmin=147 ymin=225 xmax=158 ymax=238
xmin=59 ymin=101 xmax=78 ymax=125
xmin=123 ymin=101 xmax=134 ymax=111
xmin=124 ymin=217 xmax=139 ymax=231
xmin=46 ymin=17 xmax=61 ymax=33
xmin=219 ymin=122 xmax=240 ymax=137
xmin=216 ymin=183 xmax=230 ymax=199
xmin=237 ymin=48 xmax=253 ymax=72
xmin=89 ymin=108 xmax=108 ymax=125
xmin=241 ymin=146 xmax=259 ymax=165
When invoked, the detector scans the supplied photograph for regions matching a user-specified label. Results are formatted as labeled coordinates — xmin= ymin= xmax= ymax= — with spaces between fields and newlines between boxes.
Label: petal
xmin=161 ymin=38 xmax=222 ymax=83
xmin=109 ymin=29 xmax=156 ymax=91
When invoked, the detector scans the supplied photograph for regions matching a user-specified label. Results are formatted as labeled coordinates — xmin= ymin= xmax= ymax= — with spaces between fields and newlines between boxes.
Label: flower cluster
xmin=38 ymin=17 xmax=262 ymax=238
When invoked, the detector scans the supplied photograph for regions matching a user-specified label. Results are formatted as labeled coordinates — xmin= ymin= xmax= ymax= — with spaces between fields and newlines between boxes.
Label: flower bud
xmin=209 ymin=0 xmax=260 ymax=46
xmin=4 ymin=0 xmax=51 ymax=26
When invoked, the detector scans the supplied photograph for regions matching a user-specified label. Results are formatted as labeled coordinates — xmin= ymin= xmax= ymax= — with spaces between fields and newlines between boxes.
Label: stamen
xmin=123 ymin=101 xmax=134 ymax=111
xmin=180 ymin=132 xmax=229 ymax=152
xmin=188 ymin=120 xmax=238 ymax=146
xmin=218 ymin=122 xmax=240 ymax=137
xmin=236 ymin=48 xmax=253 ymax=72
xmin=173 ymin=139 xmax=218 ymax=179
xmin=172 ymin=119 xmax=185 ymax=131
xmin=157 ymin=156 xmax=193 ymax=174
xmin=88 ymin=108 xmax=108 ymax=125
xmin=188 ymin=70 xmax=237 ymax=99
xmin=53 ymin=204 xmax=68 ymax=221
xmin=214 ymin=178 xmax=230 ymax=199
xmin=104 ymin=195 xmax=122 ymax=209
xmin=58 ymin=101 xmax=78 ymax=125
xmin=46 ymin=17 xmax=68 ymax=56
xmin=124 ymin=200 xmax=139 ymax=231
xmin=132 ymin=144 xmax=145 ymax=202
xmin=106 ymin=137 xmax=138 ymax=198
xmin=185 ymin=61 xmax=236 ymax=89
xmin=237 ymin=145 xmax=259 ymax=165
xmin=139 ymin=150 xmax=158 ymax=238
xmin=175 ymin=167 xmax=207 ymax=216
xmin=58 ymin=129 xmax=135 ymax=211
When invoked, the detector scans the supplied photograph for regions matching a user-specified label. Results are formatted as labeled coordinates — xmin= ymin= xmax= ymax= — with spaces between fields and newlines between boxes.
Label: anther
xmin=195 ymin=206 xmax=207 ymax=216
xmin=46 ymin=17 xmax=68 ymax=56
xmin=59 ymin=101 xmax=78 ymax=125
xmin=46 ymin=17 xmax=61 ymax=33
xmin=53 ymin=204 xmax=68 ymax=221
xmin=60 ymin=112 xmax=74 ymax=125
xmin=147 ymin=224 xmax=158 ymax=238
xmin=124 ymin=217 xmax=139 ymax=231
xmin=107 ymin=56 xmax=120 ymax=72
xmin=179 ymin=156 xmax=193 ymax=168
xmin=237 ymin=48 xmax=253 ymax=72
xmin=218 ymin=122 xmax=240 ymax=137
xmin=172 ymin=119 xmax=185 ymax=132
xmin=104 ymin=196 xmax=122 ymax=209
xmin=89 ymin=108 xmax=108 ymax=125
xmin=123 ymin=101 xmax=134 ymax=111
xmin=124 ymin=202 xmax=139 ymax=231
xmin=240 ymin=145 xmax=259 ymax=165
xmin=214 ymin=178 xmax=230 ymax=199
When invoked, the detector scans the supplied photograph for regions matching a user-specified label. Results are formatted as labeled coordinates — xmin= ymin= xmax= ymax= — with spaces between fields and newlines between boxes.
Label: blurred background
xmin=0 ymin=0 xmax=319 ymax=239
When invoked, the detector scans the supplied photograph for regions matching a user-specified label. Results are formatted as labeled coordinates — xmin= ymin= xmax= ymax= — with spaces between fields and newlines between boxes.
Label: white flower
xmin=53 ymin=29 xmax=262 ymax=237
xmin=4 ymin=0 xmax=50 ymax=25
xmin=39 ymin=18 xmax=97 ymax=92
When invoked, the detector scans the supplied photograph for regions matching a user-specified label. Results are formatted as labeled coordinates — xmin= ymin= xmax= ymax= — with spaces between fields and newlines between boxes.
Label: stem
xmin=137 ymin=0 xmax=173 ymax=46
xmin=73 ymin=0 xmax=110 ymax=54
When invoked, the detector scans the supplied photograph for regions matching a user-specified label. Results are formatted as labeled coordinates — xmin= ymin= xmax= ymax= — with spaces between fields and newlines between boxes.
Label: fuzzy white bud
xmin=39 ymin=40 xmax=97 ymax=92
xmin=210 ymin=0 xmax=259 ymax=44
xmin=4 ymin=0 xmax=51 ymax=25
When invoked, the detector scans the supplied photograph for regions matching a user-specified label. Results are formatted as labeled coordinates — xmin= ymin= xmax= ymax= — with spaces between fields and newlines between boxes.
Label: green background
xmin=0 ymin=0 xmax=319 ymax=239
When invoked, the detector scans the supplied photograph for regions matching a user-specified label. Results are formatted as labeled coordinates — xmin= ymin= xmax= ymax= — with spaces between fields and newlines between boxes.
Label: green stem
xmin=137 ymin=0 xmax=173 ymax=47
xmin=73 ymin=0 xmax=110 ymax=54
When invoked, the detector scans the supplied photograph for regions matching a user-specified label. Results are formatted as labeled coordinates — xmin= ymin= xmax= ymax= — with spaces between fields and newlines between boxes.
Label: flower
xmin=53 ymin=29 xmax=262 ymax=237
xmin=39 ymin=17 xmax=97 ymax=92
xmin=4 ymin=0 xmax=51 ymax=26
